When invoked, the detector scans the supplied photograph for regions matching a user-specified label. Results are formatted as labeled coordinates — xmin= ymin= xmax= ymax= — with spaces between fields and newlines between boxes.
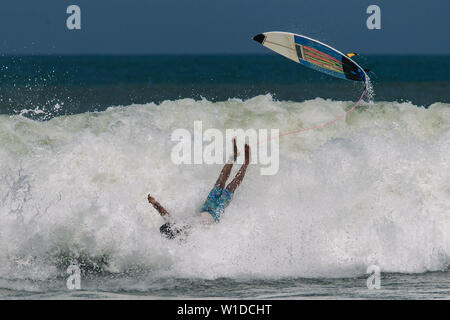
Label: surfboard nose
xmin=252 ymin=33 xmax=265 ymax=44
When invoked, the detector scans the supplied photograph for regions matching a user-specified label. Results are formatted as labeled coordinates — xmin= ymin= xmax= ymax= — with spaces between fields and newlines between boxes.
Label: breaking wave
xmin=0 ymin=95 xmax=449 ymax=285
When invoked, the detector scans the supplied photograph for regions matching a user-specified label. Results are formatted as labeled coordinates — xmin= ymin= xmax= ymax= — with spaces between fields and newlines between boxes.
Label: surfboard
xmin=253 ymin=32 xmax=367 ymax=83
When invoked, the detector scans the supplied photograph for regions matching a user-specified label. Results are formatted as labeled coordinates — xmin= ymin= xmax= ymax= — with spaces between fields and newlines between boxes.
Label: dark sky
xmin=0 ymin=0 xmax=449 ymax=55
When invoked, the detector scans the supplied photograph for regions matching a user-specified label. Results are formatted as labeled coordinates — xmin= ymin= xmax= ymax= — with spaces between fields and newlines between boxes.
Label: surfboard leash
xmin=261 ymin=84 xmax=367 ymax=144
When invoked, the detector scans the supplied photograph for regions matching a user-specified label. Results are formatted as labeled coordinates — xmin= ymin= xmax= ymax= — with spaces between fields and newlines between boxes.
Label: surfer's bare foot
xmin=225 ymin=144 xmax=250 ymax=194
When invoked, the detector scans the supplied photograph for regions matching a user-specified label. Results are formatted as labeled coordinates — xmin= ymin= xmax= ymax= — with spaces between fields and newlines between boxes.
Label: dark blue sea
xmin=1 ymin=55 xmax=449 ymax=118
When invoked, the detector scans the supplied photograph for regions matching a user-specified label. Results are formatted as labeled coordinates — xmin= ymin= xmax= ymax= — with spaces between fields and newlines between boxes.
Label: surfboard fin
xmin=346 ymin=52 xmax=358 ymax=58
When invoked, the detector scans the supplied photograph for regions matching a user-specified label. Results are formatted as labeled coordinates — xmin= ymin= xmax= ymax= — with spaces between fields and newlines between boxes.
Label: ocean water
xmin=0 ymin=55 xmax=449 ymax=299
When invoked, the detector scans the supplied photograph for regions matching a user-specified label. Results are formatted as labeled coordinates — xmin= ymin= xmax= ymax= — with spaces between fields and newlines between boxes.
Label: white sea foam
xmin=0 ymin=95 xmax=449 ymax=282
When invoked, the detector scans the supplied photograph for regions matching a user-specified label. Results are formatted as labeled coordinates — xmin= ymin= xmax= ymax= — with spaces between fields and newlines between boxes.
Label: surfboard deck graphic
xmin=253 ymin=31 xmax=367 ymax=83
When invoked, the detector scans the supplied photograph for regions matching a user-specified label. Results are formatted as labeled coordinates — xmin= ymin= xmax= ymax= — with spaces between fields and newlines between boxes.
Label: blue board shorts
xmin=201 ymin=186 xmax=233 ymax=222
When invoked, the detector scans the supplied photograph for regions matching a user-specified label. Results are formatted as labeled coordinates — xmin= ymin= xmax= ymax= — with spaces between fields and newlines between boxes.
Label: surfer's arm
xmin=148 ymin=194 xmax=170 ymax=217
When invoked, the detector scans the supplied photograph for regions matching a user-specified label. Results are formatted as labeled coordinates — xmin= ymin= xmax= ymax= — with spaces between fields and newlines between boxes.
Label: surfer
xmin=148 ymin=138 xmax=250 ymax=239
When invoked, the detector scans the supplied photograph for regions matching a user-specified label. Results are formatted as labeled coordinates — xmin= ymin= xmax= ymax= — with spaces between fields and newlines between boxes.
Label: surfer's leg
xmin=226 ymin=144 xmax=250 ymax=194
xmin=214 ymin=162 xmax=233 ymax=189
xmin=148 ymin=194 xmax=170 ymax=217
xmin=213 ymin=137 xmax=238 ymax=189
xmin=211 ymin=143 xmax=248 ymax=219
